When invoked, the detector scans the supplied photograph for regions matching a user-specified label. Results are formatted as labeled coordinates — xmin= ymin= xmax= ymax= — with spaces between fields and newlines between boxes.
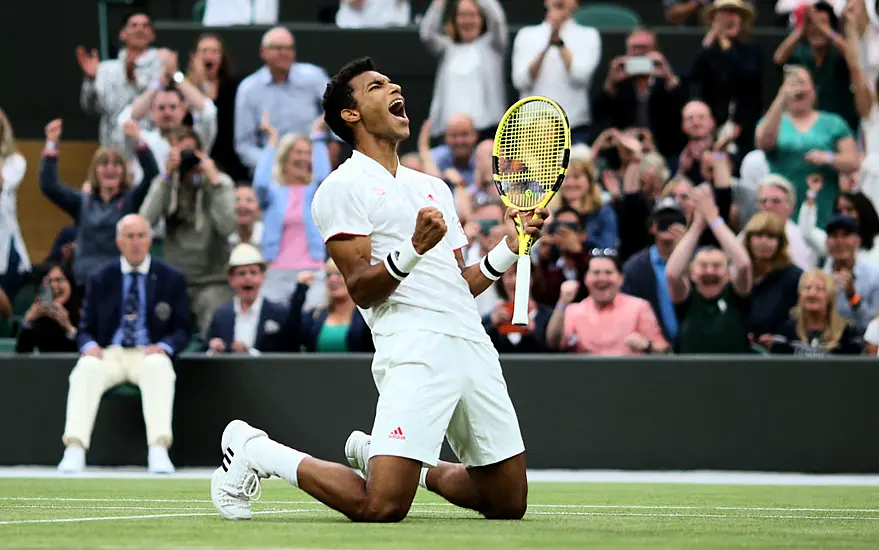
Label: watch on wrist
xmin=173 ymin=71 xmax=185 ymax=84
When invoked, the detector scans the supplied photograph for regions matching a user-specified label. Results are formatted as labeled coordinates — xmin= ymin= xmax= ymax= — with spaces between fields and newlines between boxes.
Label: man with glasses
xmin=752 ymin=175 xmax=816 ymax=270
xmin=235 ymin=27 xmax=331 ymax=172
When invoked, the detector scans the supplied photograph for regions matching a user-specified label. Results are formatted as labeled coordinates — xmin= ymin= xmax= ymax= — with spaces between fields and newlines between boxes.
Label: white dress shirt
xmin=229 ymin=220 xmax=265 ymax=248
xmin=511 ymin=19 xmax=602 ymax=128
xmin=234 ymin=295 xmax=264 ymax=355
xmin=202 ymin=0 xmax=278 ymax=26
xmin=0 ymin=153 xmax=30 ymax=275
xmin=336 ymin=0 xmax=410 ymax=28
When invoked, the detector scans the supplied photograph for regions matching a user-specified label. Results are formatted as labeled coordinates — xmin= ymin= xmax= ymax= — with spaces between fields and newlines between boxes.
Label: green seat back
xmin=573 ymin=4 xmax=641 ymax=30
xmin=13 ymin=285 xmax=35 ymax=317
xmin=193 ymin=0 xmax=206 ymax=22
xmin=0 ymin=338 xmax=17 ymax=353
xmin=105 ymin=383 xmax=140 ymax=398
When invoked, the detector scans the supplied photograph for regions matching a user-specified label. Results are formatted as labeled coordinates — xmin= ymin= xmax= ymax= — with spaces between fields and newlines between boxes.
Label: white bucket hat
xmin=227 ymin=243 xmax=267 ymax=273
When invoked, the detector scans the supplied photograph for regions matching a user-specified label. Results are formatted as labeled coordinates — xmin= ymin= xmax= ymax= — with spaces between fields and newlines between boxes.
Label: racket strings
xmin=496 ymin=101 xmax=567 ymax=210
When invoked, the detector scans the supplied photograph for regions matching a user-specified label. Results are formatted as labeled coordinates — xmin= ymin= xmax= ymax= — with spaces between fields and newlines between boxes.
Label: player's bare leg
xmin=424 ymin=453 xmax=527 ymax=519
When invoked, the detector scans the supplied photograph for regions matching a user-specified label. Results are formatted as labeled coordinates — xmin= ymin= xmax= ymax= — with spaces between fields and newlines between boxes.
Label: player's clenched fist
xmin=411 ymin=207 xmax=447 ymax=254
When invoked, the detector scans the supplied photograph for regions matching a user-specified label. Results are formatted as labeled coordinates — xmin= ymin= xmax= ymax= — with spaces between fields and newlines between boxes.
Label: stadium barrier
xmin=1 ymin=354 xmax=878 ymax=473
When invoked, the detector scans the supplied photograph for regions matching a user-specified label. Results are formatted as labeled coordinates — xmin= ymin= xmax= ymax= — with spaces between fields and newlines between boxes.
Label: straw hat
xmin=702 ymin=0 xmax=757 ymax=26
xmin=227 ymin=243 xmax=266 ymax=273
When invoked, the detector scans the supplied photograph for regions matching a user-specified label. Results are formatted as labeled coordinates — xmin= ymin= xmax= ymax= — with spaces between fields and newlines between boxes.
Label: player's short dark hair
xmin=322 ymin=57 xmax=377 ymax=147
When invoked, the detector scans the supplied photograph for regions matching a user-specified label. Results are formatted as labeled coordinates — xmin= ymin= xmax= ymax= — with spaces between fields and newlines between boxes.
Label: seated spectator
xmin=0 ymin=110 xmax=30 ymax=301
xmin=822 ymin=214 xmax=879 ymax=334
xmin=204 ymin=244 xmax=287 ymax=355
xmin=536 ymin=207 xmax=591 ymax=305
xmin=774 ymin=2 xmax=859 ymax=132
xmin=667 ymin=184 xmax=754 ymax=353
xmin=16 ymin=263 xmax=80 ymax=354
xmin=186 ymin=33 xmax=249 ymax=182
xmin=139 ymin=127 xmax=235 ymax=334
xmin=771 ymin=269 xmax=863 ymax=355
xmin=40 ymin=119 xmax=159 ymax=289
xmin=512 ymin=0 xmax=601 ymax=144
xmin=551 ymin=150 xmax=618 ymax=249
xmin=336 ymin=0 xmax=411 ymax=28
xmin=230 ymin=185 xmax=264 ymax=247
xmin=254 ymin=116 xmax=332 ymax=308
xmin=799 ymin=185 xmax=879 ymax=265
xmin=288 ymin=260 xmax=373 ymax=352
xmin=420 ymin=0 xmax=507 ymax=140
xmin=57 ymin=215 xmax=190 ymax=474
xmin=203 ymin=0 xmax=278 ymax=26
xmin=76 ymin=10 xmax=164 ymax=149
xmin=750 ymin=174 xmax=817 ymax=270
xmin=622 ymin=198 xmax=687 ymax=343
xmin=235 ymin=27 xmax=330 ymax=173
xmin=755 ymin=65 xmax=859 ymax=228
xmin=45 ymin=225 xmax=77 ymax=270
xmin=547 ymin=251 xmax=669 ymax=355
xmin=741 ymin=211 xmax=803 ymax=347
xmin=594 ymin=27 xmax=686 ymax=161
xmin=690 ymin=0 xmax=763 ymax=156
xmin=429 ymin=114 xmax=478 ymax=187
xmin=483 ymin=263 xmax=551 ymax=353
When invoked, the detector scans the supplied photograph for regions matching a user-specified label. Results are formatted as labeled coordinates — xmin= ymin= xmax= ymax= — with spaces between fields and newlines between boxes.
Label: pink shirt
xmin=563 ymin=293 xmax=667 ymax=355
xmin=272 ymin=186 xmax=324 ymax=271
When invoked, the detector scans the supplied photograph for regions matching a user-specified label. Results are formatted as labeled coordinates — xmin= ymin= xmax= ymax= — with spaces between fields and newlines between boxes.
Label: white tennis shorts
xmin=367 ymin=329 xmax=525 ymax=468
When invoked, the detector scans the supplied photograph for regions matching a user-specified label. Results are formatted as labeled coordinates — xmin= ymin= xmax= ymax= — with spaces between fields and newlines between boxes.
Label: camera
xmin=178 ymin=149 xmax=201 ymax=176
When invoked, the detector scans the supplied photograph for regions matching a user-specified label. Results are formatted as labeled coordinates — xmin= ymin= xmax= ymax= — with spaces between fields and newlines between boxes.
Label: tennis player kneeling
xmin=210 ymin=57 xmax=546 ymax=523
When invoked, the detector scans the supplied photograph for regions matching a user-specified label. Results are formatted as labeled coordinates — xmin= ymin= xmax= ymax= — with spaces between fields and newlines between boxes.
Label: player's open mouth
xmin=389 ymin=98 xmax=408 ymax=122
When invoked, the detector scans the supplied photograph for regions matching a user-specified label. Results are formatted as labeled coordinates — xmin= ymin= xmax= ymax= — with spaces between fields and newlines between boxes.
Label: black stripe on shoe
xmin=227 ymin=447 xmax=235 ymax=458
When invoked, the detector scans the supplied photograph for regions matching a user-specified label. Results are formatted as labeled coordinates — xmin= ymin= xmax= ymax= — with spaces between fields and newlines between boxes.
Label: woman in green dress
xmin=755 ymin=65 xmax=860 ymax=229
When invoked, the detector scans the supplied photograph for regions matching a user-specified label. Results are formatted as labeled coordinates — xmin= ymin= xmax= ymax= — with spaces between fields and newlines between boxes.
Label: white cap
xmin=228 ymin=243 xmax=266 ymax=272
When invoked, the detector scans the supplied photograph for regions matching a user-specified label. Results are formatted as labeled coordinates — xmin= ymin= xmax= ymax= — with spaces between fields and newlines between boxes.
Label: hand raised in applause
xmin=558 ymin=280 xmax=580 ymax=306
xmin=411 ymin=207 xmax=447 ymax=254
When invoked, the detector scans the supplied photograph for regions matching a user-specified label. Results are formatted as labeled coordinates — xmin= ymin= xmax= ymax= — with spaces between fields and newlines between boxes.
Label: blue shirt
xmin=430 ymin=144 xmax=475 ymax=187
xmin=649 ymin=245 xmax=678 ymax=341
xmin=235 ymin=63 xmax=330 ymax=170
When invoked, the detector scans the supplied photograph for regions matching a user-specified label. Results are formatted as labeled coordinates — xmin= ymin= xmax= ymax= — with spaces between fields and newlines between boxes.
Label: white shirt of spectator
xmin=511 ymin=19 xmax=601 ymax=129
xmin=0 ymin=153 xmax=30 ymax=275
xmin=202 ymin=0 xmax=278 ymax=26
xmin=311 ymin=151 xmax=489 ymax=344
xmin=234 ymin=294 xmax=264 ymax=355
xmin=863 ymin=316 xmax=879 ymax=354
xmin=336 ymin=0 xmax=411 ymax=28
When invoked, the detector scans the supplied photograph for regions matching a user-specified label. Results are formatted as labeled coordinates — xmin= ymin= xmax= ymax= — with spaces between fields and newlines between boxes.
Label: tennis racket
xmin=492 ymin=96 xmax=571 ymax=326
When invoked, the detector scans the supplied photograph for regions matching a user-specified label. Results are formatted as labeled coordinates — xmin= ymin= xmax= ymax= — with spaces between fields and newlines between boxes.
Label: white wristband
xmin=480 ymin=241 xmax=519 ymax=281
xmin=385 ymin=239 xmax=424 ymax=281
xmin=46 ymin=140 xmax=57 ymax=150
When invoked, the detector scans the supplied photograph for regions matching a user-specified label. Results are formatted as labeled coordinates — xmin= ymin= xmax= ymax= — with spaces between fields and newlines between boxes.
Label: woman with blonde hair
xmin=0 ymin=109 xmax=30 ymax=302
xmin=742 ymin=211 xmax=803 ymax=346
xmin=420 ymin=0 xmax=508 ymax=138
xmin=771 ymin=269 xmax=862 ymax=355
xmin=551 ymin=149 xmax=618 ymax=249
xmin=253 ymin=115 xmax=332 ymax=307
xmin=39 ymin=119 xmax=158 ymax=288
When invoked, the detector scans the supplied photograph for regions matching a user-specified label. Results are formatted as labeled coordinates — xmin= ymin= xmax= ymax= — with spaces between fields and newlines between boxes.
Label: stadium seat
xmin=193 ymin=0 xmax=205 ymax=22
xmin=0 ymin=338 xmax=17 ymax=353
xmin=573 ymin=4 xmax=641 ymax=30
xmin=150 ymin=240 xmax=164 ymax=260
xmin=12 ymin=285 xmax=35 ymax=317
xmin=105 ymin=383 xmax=140 ymax=399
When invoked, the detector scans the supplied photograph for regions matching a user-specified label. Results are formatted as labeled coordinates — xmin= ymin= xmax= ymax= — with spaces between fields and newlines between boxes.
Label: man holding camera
xmin=139 ymin=127 xmax=236 ymax=335
xmin=536 ymin=207 xmax=592 ymax=305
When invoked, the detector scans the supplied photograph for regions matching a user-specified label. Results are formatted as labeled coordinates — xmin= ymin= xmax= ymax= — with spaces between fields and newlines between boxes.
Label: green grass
xmin=1 ymin=478 xmax=878 ymax=549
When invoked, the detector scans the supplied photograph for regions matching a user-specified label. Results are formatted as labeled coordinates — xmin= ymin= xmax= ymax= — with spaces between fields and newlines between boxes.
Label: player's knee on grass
xmin=354 ymin=496 xmax=412 ymax=523
xmin=481 ymin=493 xmax=527 ymax=520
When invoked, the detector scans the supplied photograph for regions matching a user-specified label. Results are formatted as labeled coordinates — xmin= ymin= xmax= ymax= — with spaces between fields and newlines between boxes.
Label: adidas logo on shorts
xmin=388 ymin=427 xmax=406 ymax=440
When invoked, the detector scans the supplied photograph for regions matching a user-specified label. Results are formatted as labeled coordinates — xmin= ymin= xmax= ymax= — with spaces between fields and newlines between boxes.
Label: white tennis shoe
xmin=211 ymin=420 xmax=268 ymax=520
xmin=345 ymin=430 xmax=372 ymax=479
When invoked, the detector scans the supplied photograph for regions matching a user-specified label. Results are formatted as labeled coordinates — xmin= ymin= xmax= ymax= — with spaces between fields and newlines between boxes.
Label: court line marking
xmin=1 ymin=497 xmax=879 ymax=514
xmin=0 ymin=508 xmax=305 ymax=526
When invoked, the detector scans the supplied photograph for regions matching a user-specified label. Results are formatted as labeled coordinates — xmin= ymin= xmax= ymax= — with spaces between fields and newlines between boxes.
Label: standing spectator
xmin=755 ymin=66 xmax=860 ymax=228
xmin=512 ymin=0 xmax=601 ymax=144
xmin=230 ymin=185 xmax=264 ymax=248
xmin=822 ymin=214 xmax=879 ymax=334
xmin=753 ymin=174 xmax=817 ymax=270
xmin=483 ymin=264 xmax=551 ymax=352
xmin=0 ymin=110 xmax=30 ymax=301
xmin=39 ymin=119 xmax=159 ymax=288
xmin=336 ymin=0 xmax=411 ymax=28
xmin=690 ymin=0 xmax=764 ymax=157
xmin=551 ymin=150 xmax=618 ymax=249
xmin=666 ymin=184 xmax=754 ymax=354
xmin=16 ymin=263 xmax=81 ymax=354
xmin=547 ymin=252 xmax=669 ymax=355
xmin=139 ymin=127 xmax=236 ymax=335
xmin=741 ymin=211 xmax=803 ymax=347
xmin=204 ymin=244 xmax=288 ymax=356
xmin=420 ymin=0 xmax=508 ymax=139
xmin=254 ymin=116 xmax=332 ymax=307
xmin=202 ymin=0 xmax=278 ymax=26
xmin=799 ymin=185 xmax=879 ymax=265
xmin=536 ymin=207 xmax=591 ymax=305
xmin=429 ymin=114 xmax=479 ymax=188
xmin=622 ymin=198 xmax=687 ymax=344
xmin=235 ymin=27 xmax=330 ymax=172
xmin=186 ymin=33 xmax=249 ymax=182
xmin=675 ymin=101 xmax=716 ymax=185
xmin=771 ymin=269 xmax=863 ymax=355
xmin=57 ymin=215 xmax=189 ymax=474
xmin=773 ymin=2 xmax=860 ymax=132
xmin=594 ymin=28 xmax=687 ymax=161
xmin=77 ymin=11 xmax=165 ymax=149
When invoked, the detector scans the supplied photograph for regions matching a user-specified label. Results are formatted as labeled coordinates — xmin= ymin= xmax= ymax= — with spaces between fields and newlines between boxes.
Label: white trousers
xmin=61 ymin=347 xmax=176 ymax=450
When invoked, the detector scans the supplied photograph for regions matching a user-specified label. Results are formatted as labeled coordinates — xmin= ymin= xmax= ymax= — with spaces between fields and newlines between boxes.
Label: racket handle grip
xmin=511 ymin=255 xmax=532 ymax=326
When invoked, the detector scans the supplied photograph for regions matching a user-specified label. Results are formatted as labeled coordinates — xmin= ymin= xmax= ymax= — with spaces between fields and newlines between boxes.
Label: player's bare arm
xmin=326 ymin=208 xmax=449 ymax=309
xmin=456 ymin=208 xmax=547 ymax=297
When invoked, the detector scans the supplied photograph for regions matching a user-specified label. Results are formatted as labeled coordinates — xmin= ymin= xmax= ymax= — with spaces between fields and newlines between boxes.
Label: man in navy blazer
xmin=58 ymin=215 xmax=190 ymax=475
xmin=204 ymin=243 xmax=288 ymax=355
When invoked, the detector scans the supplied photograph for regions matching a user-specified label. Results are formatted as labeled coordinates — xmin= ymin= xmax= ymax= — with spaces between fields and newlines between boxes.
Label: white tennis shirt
xmin=312 ymin=151 xmax=490 ymax=344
